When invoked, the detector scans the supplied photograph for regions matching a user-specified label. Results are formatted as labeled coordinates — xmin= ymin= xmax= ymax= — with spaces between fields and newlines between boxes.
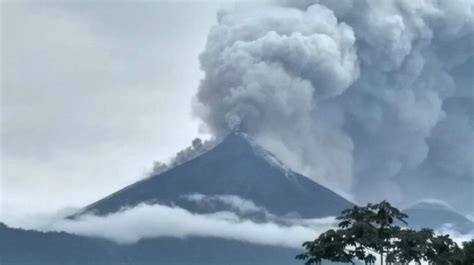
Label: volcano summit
xmin=77 ymin=132 xmax=353 ymax=218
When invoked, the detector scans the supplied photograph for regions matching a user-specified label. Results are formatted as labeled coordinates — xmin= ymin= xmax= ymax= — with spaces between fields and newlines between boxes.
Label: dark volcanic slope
xmin=80 ymin=133 xmax=353 ymax=218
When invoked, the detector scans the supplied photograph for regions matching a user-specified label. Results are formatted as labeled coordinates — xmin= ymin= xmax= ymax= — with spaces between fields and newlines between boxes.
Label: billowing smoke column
xmin=194 ymin=0 xmax=474 ymax=213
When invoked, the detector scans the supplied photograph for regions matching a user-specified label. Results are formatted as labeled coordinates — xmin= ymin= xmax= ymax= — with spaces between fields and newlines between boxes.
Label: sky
xmin=1 ymin=0 xmax=238 ymax=218
xmin=1 ymin=0 xmax=473 ymax=222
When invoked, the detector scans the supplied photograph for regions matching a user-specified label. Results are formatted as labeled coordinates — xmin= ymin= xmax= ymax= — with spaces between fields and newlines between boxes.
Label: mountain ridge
xmin=404 ymin=201 xmax=474 ymax=234
xmin=75 ymin=132 xmax=353 ymax=218
xmin=0 ymin=222 xmax=299 ymax=265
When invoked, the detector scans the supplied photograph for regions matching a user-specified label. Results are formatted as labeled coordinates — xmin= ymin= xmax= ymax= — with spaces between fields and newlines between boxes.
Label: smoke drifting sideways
xmin=193 ymin=0 xmax=474 ymax=213
xmin=152 ymin=137 xmax=219 ymax=175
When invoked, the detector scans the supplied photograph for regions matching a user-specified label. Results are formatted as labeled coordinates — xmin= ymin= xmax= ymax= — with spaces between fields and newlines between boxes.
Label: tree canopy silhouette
xmin=297 ymin=201 xmax=474 ymax=265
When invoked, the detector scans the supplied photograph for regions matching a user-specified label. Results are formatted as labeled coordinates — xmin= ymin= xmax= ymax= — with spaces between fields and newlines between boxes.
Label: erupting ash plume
xmin=193 ymin=0 xmax=474 ymax=213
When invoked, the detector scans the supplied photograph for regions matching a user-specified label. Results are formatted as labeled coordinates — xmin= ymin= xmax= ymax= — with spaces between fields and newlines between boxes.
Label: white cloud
xmin=8 ymin=202 xmax=335 ymax=249
xmin=182 ymin=193 xmax=267 ymax=214
xmin=3 ymin=196 xmax=470 ymax=260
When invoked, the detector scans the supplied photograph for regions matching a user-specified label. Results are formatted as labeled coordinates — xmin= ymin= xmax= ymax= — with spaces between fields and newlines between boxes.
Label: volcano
xmin=4 ymin=133 xmax=354 ymax=265
xmin=77 ymin=132 xmax=353 ymax=218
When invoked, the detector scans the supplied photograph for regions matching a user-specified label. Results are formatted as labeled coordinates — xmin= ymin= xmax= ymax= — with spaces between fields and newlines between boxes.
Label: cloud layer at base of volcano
xmin=6 ymin=195 xmax=472 ymax=251
xmin=13 ymin=198 xmax=336 ymax=249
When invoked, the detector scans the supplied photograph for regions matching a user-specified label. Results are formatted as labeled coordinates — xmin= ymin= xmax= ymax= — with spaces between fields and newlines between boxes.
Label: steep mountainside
xmin=78 ymin=132 xmax=353 ymax=218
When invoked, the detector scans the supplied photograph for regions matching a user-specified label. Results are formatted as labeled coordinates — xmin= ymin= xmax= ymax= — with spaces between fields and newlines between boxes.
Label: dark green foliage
xmin=297 ymin=230 xmax=354 ymax=264
xmin=297 ymin=201 xmax=474 ymax=265
xmin=449 ymin=240 xmax=474 ymax=265
xmin=462 ymin=240 xmax=474 ymax=263
xmin=394 ymin=228 xmax=434 ymax=264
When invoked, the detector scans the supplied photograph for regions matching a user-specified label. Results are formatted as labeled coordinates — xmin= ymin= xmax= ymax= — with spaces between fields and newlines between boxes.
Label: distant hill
xmin=0 ymin=223 xmax=299 ymax=265
xmin=405 ymin=201 xmax=474 ymax=234
xmin=0 ymin=223 xmax=121 ymax=265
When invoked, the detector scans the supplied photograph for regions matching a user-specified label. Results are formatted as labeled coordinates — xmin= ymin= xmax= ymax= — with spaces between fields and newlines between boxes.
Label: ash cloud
xmin=194 ymin=0 xmax=474 ymax=213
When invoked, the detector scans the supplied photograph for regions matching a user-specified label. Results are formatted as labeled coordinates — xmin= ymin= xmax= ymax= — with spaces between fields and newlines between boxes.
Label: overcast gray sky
xmin=1 ymin=1 xmax=238 ymax=218
xmin=2 ymin=0 xmax=473 ymax=223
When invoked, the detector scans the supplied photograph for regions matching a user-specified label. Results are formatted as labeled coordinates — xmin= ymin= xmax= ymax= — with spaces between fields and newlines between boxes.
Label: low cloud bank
xmin=181 ymin=193 xmax=337 ymax=225
xmin=3 ymin=195 xmax=471 ymax=250
xmin=183 ymin=193 xmax=269 ymax=215
xmin=9 ymin=199 xmax=335 ymax=249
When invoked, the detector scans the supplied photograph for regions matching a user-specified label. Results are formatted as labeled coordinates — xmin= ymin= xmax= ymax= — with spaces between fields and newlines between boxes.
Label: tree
xmin=425 ymin=233 xmax=457 ymax=264
xmin=461 ymin=240 xmax=474 ymax=264
xmin=394 ymin=228 xmax=428 ymax=264
xmin=450 ymin=240 xmax=474 ymax=265
xmin=298 ymin=229 xmax=354 ymax=264
xmin=338 ymin=201 xmax=409 ymax=265
xmin=297 ymin=201 xmax=473 ymax=265
xmin=298 ymin=201 xmax=408 ymax=265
